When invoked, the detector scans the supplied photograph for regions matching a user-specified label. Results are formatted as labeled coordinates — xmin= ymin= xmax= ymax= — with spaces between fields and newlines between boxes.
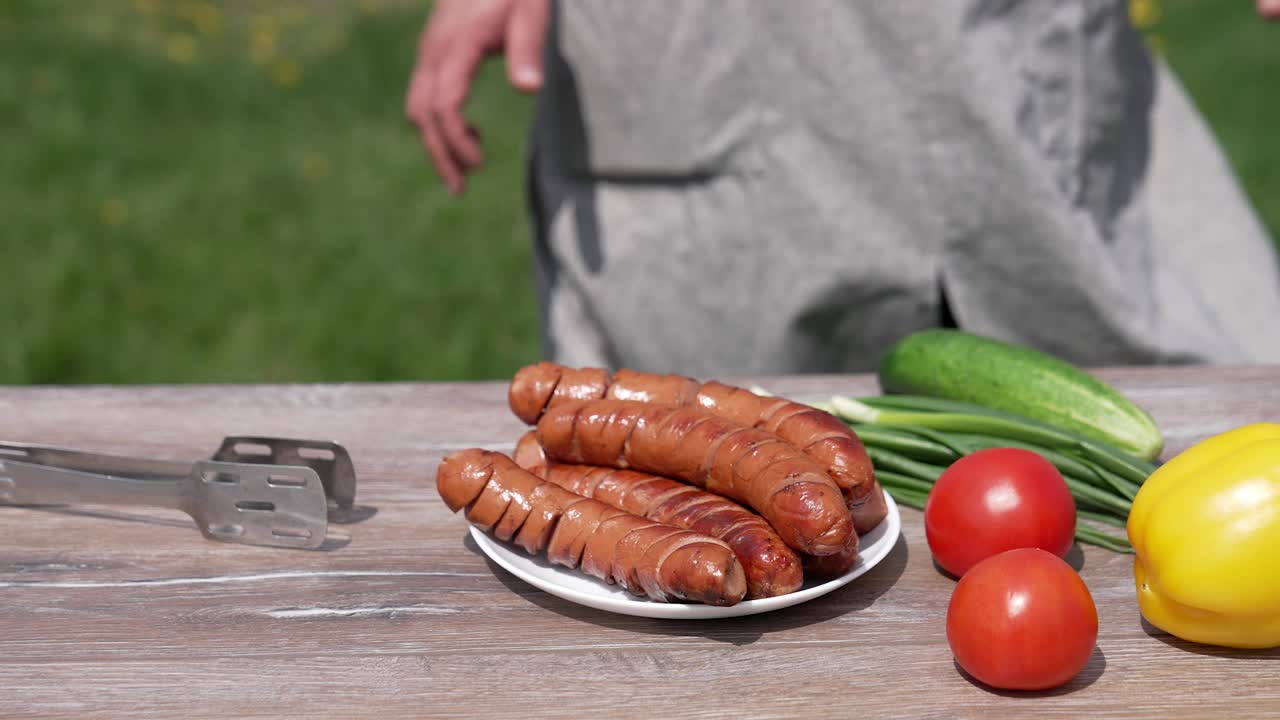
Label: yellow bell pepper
xmin=1127 ymin=422 xmax=1280 ymax=649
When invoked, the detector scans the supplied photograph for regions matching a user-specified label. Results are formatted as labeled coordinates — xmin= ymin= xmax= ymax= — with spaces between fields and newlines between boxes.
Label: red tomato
xmin=946 ymin=547 xmax=1099 ymax=690
xmin=925 ymin=447 xmax=1075 ymax=577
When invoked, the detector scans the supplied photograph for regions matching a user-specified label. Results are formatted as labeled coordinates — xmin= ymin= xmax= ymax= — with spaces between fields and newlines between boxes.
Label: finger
xmin=430 ymin=46 xmax=486 ymax=170
xmin=407 ymin=67 xmax=466 ymax=194
xmin=505 ymin=0 xmax=550 ymax=92
xmin=420 ymin=115 xmax=465 ymax=195
xmin=1260 ymin=0 xmax=1280 ymax=19
xmin=405 ymin=64 xmax=432 ymax=127
xmin=404 ymin=7 xmax=440 ymax=122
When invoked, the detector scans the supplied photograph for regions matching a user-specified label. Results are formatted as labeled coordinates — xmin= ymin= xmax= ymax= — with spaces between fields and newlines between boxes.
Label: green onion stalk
xmin=829 ymin=395 xmax=1150 ymax=553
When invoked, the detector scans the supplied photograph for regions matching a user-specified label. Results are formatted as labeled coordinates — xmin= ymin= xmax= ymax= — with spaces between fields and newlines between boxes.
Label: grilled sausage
xmin=800 ymin=531 xmax=861 ymax=580
xmin=508 ymin=362 xmax=886 ymax=534
xmin=436 ymin=448 xmax=746 ymax=606
xmin=518 ymin=432 xmax=857 ymax=585
xmin=534 ymin=399 xmax=854 ymax=556
xmin=514 ymin=432 xmax=806 ymax=598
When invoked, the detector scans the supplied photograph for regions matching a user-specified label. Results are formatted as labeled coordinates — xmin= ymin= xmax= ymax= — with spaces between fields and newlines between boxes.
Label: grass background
xmin=2 ymin=0 xmax=1276 ymax=385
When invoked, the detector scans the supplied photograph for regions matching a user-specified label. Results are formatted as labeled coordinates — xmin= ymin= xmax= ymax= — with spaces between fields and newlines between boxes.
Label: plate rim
xmin=468 ymin=489 xmax=902 ymax=620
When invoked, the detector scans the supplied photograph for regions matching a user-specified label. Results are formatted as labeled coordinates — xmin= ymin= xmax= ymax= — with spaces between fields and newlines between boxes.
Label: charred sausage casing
xmin=436 ymin=448 xmax=747 ymax=606
xmin=533 ymin=399 xmax=854 ymax=556
xmin=514 ymin=432 xmax=808 ymax=598
xmin=508 ymin=362 xmax=886 ymax=534
xmin=516 ymin=432 xmax=858 ymax=587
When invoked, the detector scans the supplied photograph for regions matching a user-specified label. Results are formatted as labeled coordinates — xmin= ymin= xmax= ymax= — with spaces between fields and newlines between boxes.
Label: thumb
xmin=505 ymin=0 xmax=550 ymax=92
xmin=1261 ymin=0 xmax=1280 ymax=19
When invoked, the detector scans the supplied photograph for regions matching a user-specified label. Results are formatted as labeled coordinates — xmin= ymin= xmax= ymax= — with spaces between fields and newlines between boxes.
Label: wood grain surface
xmin=1 ymin=366 xmax=1278 ymax=719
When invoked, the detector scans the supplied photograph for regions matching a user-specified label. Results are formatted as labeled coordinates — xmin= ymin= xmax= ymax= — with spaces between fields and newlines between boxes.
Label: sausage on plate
xmin=533 ymin=398 xmax=854 ymax=557
xmin=508 ymin=362 xmax=886 ymax=534
xmin=514 ymin=432 xmax=807 ymax=598
xmin=436 ymin=448 xmax=747 ymax=606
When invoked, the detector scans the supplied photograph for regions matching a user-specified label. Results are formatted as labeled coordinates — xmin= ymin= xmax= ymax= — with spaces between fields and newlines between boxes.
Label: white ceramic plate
xmin=469 ymin=490 xmax=901 ymax=619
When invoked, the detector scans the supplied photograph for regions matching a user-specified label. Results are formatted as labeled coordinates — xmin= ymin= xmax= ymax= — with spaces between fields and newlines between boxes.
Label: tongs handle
xmin=0 ymin=460 xmax=186 ymax=510
xmin=0 ymin=442 xmax=190 ymax=480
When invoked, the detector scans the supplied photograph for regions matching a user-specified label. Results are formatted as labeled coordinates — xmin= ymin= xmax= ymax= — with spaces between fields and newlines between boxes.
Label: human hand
xmin=1261 ymin=0 xmax=1280 ymax=19
xmin=405 ymin=0 xmax=550 ymax=195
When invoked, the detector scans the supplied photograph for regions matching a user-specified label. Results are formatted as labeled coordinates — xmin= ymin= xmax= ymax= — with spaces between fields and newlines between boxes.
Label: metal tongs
xmin=0 ymin=436 xmax=356 ymax=550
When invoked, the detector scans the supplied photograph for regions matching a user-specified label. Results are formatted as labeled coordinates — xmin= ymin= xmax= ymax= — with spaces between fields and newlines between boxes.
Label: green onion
xmin=858 ymin=393 xmax=1159 ymax=478
xmin=807 ymin=399 xmax=837 ymax=415
xmin=1075 ymin=525 xmax=1134 ymax=554
xmin=826 ymin=393 xmax=1157 ymax=554
xmin=884 ymin=486 xmax=928 ymax=511
xmin=856 ymin=394 xmax=1028 ymax=418
xmin=833 ymin=396 xmax=1083 ymax=451
xmin=1056 ymin=470 xmax=1132 ymax=515
xmin=864 ymin=446 xmax=945 ymax=483
xmin=889 ymin=425 xmax=977 ymax=457
xmin=1074 ymin=456 xmax=1142 ymax=502
xmin=942 ymin=433 xmax=1114 ymax=492
xmin=874 ymin=469 xmax=938 ymax=496
xmin=854 ymin=426 xmax=959 ymax=465
xmin=1077 ymin=440 xmax=1156 ymax=487
xmin=1078 ymin=508 xmax=1130 ymax=531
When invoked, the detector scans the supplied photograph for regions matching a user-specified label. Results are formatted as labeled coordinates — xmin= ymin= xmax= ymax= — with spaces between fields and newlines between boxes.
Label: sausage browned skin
xmin=801 ymin=531 xmax=860 ymax=580
xmin=695 ymin=379 xmax=886 ymax=535
xmin=514 ymin=433 xmax=805 ymax=598
xmin=507 ymin=362 xmax=887 ymax=534
xmin=436 ymin=448 xmax=747 ymax=606
xmin=518 ymin=432 xmax=857 ymax=583
xmin=534 ymin=399 xmax=854 ymax=556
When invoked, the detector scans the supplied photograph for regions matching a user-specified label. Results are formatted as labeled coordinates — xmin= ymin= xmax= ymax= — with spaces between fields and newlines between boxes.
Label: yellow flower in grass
xmin=190 ymin=3 xmax=223 ymax=36
xmin=250 ymin=33 xmax=277 ymax=65
xmin=167 ymin=33 xmax=198 ymax=64
xmin=250 ymin=13 xmax=280 ymax=38
xmin=100 ymin=199 xmax=129 ymax=227
xmin=85 ymin=11 xmax=116 ymax=36
xmin=31 ymin=66 xmax=57 ymax=94
xmin=250 ymin=15 xmax=280 ymax=66
xmin=1130 ymin=0 xmax=1161 ymax=30
xmin=280 ymin=4 xmax=308 ymax=25
xmin=300 ymin=152 xmax=331 ymax=181
xmin=271 ymin=59 xmax=303 ymax=88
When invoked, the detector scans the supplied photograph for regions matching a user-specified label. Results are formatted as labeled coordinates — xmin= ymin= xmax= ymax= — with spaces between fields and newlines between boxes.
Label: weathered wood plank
xmin=1 ymin=367 xmax=1277 ymax=719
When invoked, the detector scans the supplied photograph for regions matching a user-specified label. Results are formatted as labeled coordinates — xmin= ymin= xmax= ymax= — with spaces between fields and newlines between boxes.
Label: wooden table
xmin=1 ymin=367 xmax=1277 ymax=719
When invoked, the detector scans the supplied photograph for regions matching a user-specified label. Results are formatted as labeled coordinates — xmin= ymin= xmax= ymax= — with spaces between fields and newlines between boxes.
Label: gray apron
xmin=528 ymin=1 xmax=1280 ymax=374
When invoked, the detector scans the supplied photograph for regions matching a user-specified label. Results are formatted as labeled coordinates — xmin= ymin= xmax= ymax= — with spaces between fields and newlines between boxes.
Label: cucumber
xmin=877 ymin=329 xmax=1164 ymax=461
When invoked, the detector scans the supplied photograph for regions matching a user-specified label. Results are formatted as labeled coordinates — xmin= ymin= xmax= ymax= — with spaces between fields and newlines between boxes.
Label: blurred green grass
xmin=1 ymin=0 xmax=1276 ymax=385
xmin=2 ymin=0 xmax=539 ymax=384
xmin=1157 ymin=0 xmax=1280 ymax=241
